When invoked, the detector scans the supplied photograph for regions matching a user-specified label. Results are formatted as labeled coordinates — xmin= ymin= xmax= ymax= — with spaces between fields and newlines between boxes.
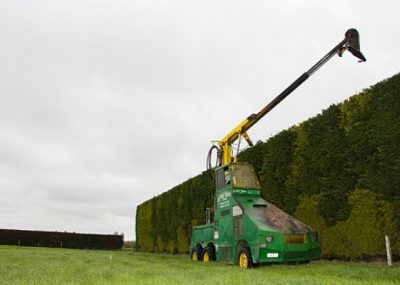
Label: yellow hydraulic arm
xmin=207 ymin=29 xmax=366 ymax=169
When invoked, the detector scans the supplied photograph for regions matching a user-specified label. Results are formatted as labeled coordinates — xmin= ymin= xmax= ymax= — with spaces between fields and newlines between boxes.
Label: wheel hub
xmin=239 ymin=253 xmax=248 ymax=268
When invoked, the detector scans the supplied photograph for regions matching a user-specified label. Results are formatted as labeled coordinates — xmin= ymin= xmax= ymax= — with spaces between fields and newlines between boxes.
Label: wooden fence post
xmin=385 ymin=235 xmax=393 ymax=266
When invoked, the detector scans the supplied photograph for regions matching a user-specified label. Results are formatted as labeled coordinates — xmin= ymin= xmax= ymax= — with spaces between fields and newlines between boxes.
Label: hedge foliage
xmin=136 ymin=73 xmax=400 ymax=260
xmin=136 ymin=171 xmax=214 ymax=253
xmin=0 ymin=229 xmax=123 ymax=250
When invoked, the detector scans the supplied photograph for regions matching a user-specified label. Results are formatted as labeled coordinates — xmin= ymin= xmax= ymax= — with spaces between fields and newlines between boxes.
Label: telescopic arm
xmin=208 ymin=29 xmax=366 ymax=169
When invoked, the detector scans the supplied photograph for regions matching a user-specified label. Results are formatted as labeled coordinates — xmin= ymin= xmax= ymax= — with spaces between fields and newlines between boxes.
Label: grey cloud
xmin=1 ymin=0 xmax=399 ymax=240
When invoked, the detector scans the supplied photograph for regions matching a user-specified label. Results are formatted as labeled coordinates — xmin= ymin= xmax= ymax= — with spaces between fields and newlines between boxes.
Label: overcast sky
xmin=1 ymin=1 xmax=399 ymax=241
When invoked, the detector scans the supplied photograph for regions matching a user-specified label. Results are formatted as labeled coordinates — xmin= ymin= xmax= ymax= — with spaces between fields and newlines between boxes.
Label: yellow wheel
xmin=239 ymin=252 xmax=248 ymax=268
xmin=238 ymin=247 xmax=252 ymax=268
xmin=203 ymin=251 xmax=209 ymax=263
xmin=202 ymin=246 xmax=216 ymax=263
xmin=190 ymin=245 xmax=203 ymax=262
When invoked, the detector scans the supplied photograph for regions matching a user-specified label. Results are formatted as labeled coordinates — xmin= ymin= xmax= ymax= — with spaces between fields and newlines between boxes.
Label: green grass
xmin=0 ymin=246 xmax=399 ymax=285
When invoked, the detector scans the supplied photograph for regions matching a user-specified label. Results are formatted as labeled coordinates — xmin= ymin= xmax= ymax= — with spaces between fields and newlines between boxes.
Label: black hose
xmin=206 ymin=145 xmax=222 ymax=170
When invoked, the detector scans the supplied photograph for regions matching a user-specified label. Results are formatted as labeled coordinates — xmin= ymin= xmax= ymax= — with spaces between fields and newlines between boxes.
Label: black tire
xmin=237 ymin=247 xmax=253 ymax=268
xmin=202 ymin=246 xmax=216 ymax=263
xmin=190 ymin=244 xmax=203 ymax=262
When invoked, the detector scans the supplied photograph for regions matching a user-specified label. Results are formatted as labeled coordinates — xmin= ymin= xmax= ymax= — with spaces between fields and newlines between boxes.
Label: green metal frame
xmin=190 ymin=163 xmax=320 ymax=265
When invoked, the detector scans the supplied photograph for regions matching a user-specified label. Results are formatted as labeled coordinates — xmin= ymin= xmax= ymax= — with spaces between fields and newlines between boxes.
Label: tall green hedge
xmin=294 ymin=189 xmax=396 ymax=260
xmin=136 ymin=73 xmax=400 ymax=259
xmin=0 ymin=229 xmax=123 ymax=250
xmin=136 ymin=170 xmax=214 ymax=253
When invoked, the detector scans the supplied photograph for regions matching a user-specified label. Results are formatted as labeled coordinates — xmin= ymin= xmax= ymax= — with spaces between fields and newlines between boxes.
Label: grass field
xmin=0 ymin=246 xmax=399 ymax=285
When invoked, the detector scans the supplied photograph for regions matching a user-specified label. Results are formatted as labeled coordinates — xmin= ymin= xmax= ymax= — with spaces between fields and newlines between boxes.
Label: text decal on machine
xmin=217 ymin=191 xmax=231 ymax=208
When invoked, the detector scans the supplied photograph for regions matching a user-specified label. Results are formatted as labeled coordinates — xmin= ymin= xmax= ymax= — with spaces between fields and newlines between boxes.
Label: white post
xmin=385 ymin=235 xmax=393 ymax=266
xmin=206 ymin=208 xmax=211 ymax=224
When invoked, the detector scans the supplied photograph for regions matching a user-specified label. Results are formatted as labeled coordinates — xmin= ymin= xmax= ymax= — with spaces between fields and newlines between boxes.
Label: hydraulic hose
xmin=206 ymin=145 xmax=222 ymax=170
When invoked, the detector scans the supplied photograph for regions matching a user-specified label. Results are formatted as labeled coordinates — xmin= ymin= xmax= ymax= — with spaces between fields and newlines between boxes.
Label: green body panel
xmin=191 ymin=224 xmax=214 ymax=245
xmin=190 ymin=163 xmax=321 ymax=265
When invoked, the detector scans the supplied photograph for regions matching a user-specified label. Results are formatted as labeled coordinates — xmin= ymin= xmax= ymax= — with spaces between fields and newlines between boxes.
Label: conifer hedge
xmin=0 ymin=229 xmax=123 ymax=250
xmin=136 ymin=73 xmax=400 ymax=260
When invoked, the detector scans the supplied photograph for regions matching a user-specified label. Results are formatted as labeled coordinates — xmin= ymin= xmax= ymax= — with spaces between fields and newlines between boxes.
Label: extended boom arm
xmin=207 ymin=29 xmax=366 ymax=169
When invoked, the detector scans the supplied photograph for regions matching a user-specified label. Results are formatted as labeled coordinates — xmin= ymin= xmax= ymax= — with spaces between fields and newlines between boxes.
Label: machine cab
xmin=215 ymin=163 xmax=261 ymax=192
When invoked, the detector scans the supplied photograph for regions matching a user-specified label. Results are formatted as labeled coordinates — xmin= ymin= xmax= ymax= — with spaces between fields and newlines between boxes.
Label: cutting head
xmin=345 ymin=29 xmax=367 ymax=62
